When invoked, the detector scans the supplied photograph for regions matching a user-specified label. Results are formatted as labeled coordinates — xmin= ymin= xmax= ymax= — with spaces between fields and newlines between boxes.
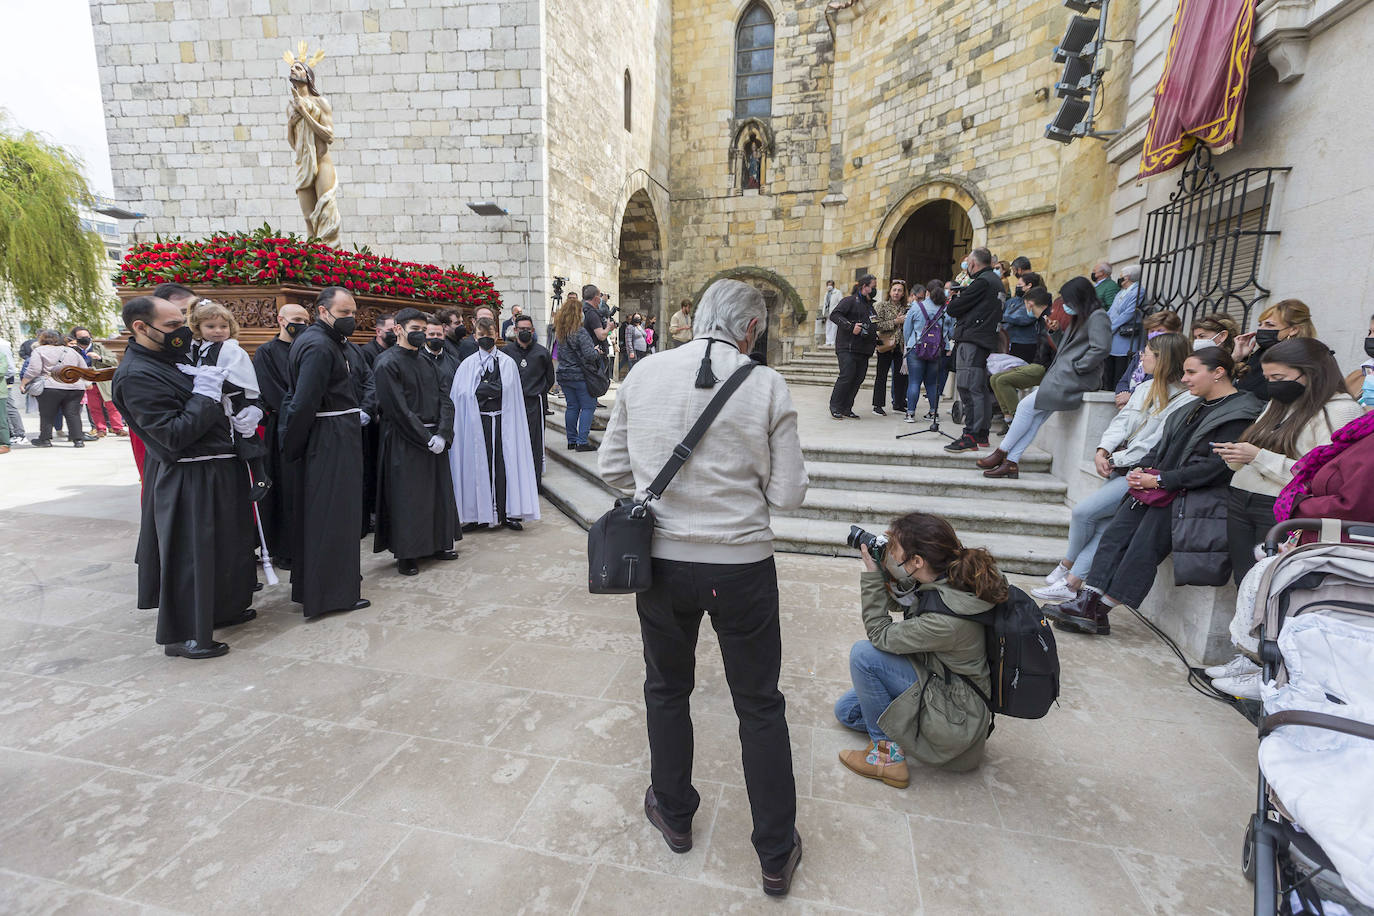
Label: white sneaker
xmin=1044 ymin=563 xmax=1070 ymax=587
xmin=1210 ymin=672 xmax=1261 ymax=700
xmin=1204 ymin=654 xmax=1260 ymax=680
xmin=1031 ymin=581 xmax=1077 ymax=602
xmin=904 ymin=413 xmax=916 ymax=423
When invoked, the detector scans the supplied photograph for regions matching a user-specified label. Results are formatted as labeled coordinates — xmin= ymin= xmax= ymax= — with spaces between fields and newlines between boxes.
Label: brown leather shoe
xmin=1044 ymin=590 xmax=1111 ymax=635
xmin=762 ymin=830 xmax=803 ymax=897
xmin=975 ymin=448 xmax=1007 ymax=470
xmin=838 ymin=740 xmax=909 ymax=788
xmin=644 ymin=787 xmax=692 ymax=853
xmin=983 ymin=459 xmax=1019 ymax=479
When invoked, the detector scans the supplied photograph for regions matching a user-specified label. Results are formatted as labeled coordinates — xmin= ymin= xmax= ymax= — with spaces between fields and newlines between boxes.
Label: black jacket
xmin=501 ymin=340 xmax=555 ymax=400
xmin=948 ymin=267 xmax=1003 ymax=351
xmin=829 ymin=293 xmax=878 ymax=355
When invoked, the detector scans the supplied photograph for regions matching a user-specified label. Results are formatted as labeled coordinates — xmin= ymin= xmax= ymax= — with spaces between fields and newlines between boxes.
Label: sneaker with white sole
xmin=1031 ymin=581 xmax=1077 ymax=602
xmin=904 ymin=413 xmax=916 ymax=423
xmin=1210 ymin=672 xmax=1261 ymax=700
xmin=1044 ymin=563 xmax=1071 ymax=587
xmin=1204 ymin=654 xmax=1260 ymax=680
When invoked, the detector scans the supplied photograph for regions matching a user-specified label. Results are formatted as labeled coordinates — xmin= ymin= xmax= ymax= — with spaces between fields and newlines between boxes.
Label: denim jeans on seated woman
xmin=833 ymin=639 xmax=919 ymax=743
xmin=905 ymin=351 xmax=942 ymax=414
xmin=1066 ymin=474 xmax=1131 ymax=580
xmin=561 ymin=378 xmax=596 ymax=446
xmin=999 ymin=387 xmax=1053 ymax=462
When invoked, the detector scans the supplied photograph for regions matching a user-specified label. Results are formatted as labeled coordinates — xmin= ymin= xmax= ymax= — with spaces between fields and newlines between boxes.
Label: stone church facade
xmin=89 ymin=0 xmax=1125 ymax=349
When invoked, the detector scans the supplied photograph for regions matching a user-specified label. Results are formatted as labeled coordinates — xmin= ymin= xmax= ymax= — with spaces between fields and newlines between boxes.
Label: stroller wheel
xmin=1241 ymin=820 xmax=1257 ymax=883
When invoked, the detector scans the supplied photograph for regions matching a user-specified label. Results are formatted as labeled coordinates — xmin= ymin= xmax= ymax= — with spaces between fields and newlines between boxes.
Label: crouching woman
xmin=833 ymin=512 xmax=1004 ymax=788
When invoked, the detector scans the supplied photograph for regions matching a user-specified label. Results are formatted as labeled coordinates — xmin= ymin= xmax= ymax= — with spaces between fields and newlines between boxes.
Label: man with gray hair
xmin=1104 ymin=264 xmax=1143 ymax=389
xmin=599 ymin=278 xmax=808 ymax=897
xmin=1090 ymin=260 xmax=1120 ymax=310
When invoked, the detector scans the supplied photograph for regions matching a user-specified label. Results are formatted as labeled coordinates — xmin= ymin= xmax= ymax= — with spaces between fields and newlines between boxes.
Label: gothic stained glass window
xmin=734 ymin=3 xmax=774 ymax=120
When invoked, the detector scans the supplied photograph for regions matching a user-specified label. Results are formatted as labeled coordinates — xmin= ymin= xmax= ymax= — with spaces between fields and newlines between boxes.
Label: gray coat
xmin=1034 ymin=309 xmax=1112 ymax=412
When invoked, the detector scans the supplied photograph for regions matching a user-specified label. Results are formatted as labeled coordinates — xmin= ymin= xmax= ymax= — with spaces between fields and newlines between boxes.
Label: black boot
xmin=1043 ymin=590 xmax=1111 ymax=636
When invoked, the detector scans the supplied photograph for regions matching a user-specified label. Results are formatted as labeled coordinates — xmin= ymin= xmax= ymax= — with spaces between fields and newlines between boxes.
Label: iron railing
xmin=1138 ymin=147 xmax=1290 ymax=332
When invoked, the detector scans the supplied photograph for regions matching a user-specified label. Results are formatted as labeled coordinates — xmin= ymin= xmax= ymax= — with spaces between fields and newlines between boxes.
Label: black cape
xmin=111 ymin=341 xmax=255 ymax=644
xmin=253 ymin=336 xmax=294 ymax=563
xmin=372 ymin=347 xmax=459 ymax=559
xmin=280 ymin=323 xmax=363 ymax=617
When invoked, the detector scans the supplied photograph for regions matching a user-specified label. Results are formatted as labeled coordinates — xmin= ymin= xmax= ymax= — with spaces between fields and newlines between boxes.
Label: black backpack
xmin=926 ymin=585 xmax=1060 ymax=720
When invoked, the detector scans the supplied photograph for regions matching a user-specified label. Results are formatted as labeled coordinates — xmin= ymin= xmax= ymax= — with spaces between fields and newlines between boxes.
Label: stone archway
xmin=871 ymin=178 xmax=989 ymax=278
xmin=889 ymin=200 xmax=975 ymax=287
xmin=691 ymin=266 xmax=804 ymax=366
xmin=616 ymin=189 xmax=663 ymax=374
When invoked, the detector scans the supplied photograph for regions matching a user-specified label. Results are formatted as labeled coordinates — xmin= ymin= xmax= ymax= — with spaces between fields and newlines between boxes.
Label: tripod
xmin=896 ymin=412 xmax=958 ymax=442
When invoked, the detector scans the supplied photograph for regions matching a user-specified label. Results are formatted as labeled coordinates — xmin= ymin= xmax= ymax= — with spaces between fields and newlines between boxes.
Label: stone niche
xmin=110 ymin=286 xmax=492 ymax=357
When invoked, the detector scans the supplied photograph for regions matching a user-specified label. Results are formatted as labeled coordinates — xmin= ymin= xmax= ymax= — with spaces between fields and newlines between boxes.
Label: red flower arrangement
xmin=115 ymin=224 xmax=501 ymax=310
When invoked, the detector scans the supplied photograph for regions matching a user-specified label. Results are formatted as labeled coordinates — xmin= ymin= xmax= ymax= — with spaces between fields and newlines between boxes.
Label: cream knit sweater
xmin=1229 ymin=394 xmax=1365 ymax=497
xmin=599 ymin=337 xmax=809 ymax=563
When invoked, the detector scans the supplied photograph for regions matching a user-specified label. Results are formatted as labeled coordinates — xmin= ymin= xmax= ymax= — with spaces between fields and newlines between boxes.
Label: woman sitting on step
xmin=977 ymin=276 xmax=1112 ymax=479
xmin=833 ymin=512 xmax=1003 ymax=788
xmin=1034 ymin=332 xmax=1195 ymax=602
xmin=1041 ymin=347 xmax=1262 ymax=636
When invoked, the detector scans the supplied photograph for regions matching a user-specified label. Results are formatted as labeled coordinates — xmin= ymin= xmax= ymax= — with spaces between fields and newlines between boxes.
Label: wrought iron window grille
xmin=1138 ymin=147 xmax=1291 ymax=333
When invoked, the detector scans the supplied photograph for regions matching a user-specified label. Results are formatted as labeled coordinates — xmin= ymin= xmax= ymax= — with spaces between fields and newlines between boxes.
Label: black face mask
xmin=328 ymin=314 xmax=357 ymax=338
xmin=517 ymin=329 xmax=534 ymax=345
xmin=425 ymin=338 xmax=445 ymax=352
xmin=285 ymin=322 xmax=307 ymax=338
xmin=1255 ymin=328 xmax=1281 ymax=349
xmin=406 ymin=330 xmax=427 ymax=348
xmin=1364 ymin=337 xmax=1374 ymax=359
xmin=75 ymin=337 xmax=92 ymax=347
xmin=150 ymin=324 xmax=194 ymax=354
xmin=1267 ymin=379 xmax=1307 ymax=404
xmin=382 ymin=330 xmax=397 ymax=347
xmin=477 ymin=336 xmax=497 ymax=352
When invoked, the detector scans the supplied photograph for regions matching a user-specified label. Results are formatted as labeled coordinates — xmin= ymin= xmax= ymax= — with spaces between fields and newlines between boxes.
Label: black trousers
xmin=637 ymin=556 xmax=796 ymax=873
xmin=873 ymin=349 xmax=905 ymax=410
xmin=829 ymin=349 xmax=870 ymax=414
xmin=1085 ymin=499 xmax=1174 ymax=610
xmin=480 ymin=413 xmax=508 ymax=523
xmin=1227 ymin=487 xmax=1278 ymax=585
xmin=954 ymin=342 xmax=995 ymax=438
xmin=37 ymin=389 xmax=84 ymax=443
xmin=1102 ymin=354 xmax=1131 ymax=392
xmin=523 ymin=395 xmax=544 ymax=489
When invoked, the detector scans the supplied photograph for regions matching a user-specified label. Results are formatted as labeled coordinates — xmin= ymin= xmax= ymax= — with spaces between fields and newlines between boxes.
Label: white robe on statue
xmin=449 ymin=348 xmax=541 ymax=526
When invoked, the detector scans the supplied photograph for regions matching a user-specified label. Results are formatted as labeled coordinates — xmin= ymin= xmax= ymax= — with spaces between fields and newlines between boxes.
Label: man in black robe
xmin=253 ymin=302 xmax=310 ymax=568
xmin=345 ymin=336 xmax=380 ymax=535
xmin=423 ymin=316 xmax=461 ymax=392
xmin=360 ymin=313 xmax=396 ymax=367
xmin=501 ymin=312 xmax=555 ymax=489
xmin=435 ymin=308 xmax=468 ymax=361
xmin=373 ymin=308 xmax=460 ymax=576
xmin=456 ymin=306 xmax=497 ymax=362
xmin=279 ymin=286 xmax=371 ymax=619
xmin=111 ymin=296 xmax=256 ymax=658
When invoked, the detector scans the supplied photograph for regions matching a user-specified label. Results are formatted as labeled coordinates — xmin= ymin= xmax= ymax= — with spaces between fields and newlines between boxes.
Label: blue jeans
xmin=905 ymin=352 xmax=942 ymax=414
xmin=1000 ymin=387 xmax=1052 ymax=462
xmin=562 ymin=378 xmax=596 ymax=445
xmin=1067 ymin=474 xmax=1130 ymax=580
xmin=834 ymin=640 xmax=919 ymax=743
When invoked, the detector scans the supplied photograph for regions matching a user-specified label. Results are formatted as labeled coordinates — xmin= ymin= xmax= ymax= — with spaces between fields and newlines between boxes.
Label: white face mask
xmin=1193 ymin=335 xmax=1221 ymax=351
xmin=960 ymin=260 xmax=969 ymax=272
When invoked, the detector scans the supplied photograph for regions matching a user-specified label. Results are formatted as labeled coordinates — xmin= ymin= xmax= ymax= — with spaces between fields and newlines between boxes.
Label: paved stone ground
xmin=0 ymin=414 xmax=1256 ymax=914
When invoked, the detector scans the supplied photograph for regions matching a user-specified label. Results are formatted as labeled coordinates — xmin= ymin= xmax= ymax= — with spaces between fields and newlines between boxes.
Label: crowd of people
xmin=820 ymin=249 xmax=1374 ymax=702
xmin=68 ymin=282 xmax=554 ymax=659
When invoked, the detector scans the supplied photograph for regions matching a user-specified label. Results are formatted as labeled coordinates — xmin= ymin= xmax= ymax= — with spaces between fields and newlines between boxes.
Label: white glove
xmin=232 ymin=405 xmax=263 ymax=436
xmin=360 ymin=411 xmax=371 ymax=426
xmin=187 ymin=365 xmax=229 ymax=401
xmin=426 ymin=435 xmax=444 ymax=454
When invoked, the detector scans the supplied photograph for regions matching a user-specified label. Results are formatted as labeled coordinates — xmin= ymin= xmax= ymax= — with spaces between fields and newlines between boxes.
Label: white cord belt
xmin=317 ymin=408 xmax=361 ymax=417
xmin=177 ymin=453 xmax=235 ymax=463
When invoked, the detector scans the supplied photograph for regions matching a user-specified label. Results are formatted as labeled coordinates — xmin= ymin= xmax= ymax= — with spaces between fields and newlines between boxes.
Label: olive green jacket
xmin=861 ymin=571 xmax=993 ymax=772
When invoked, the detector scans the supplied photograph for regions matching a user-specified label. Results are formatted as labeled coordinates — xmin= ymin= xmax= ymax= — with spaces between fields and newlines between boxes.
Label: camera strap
xmin=644 ymin=362 xmax=756 ymax=502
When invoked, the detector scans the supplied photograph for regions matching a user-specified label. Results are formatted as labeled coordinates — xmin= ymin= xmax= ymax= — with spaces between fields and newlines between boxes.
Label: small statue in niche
xmin=742 ymin=137 xmax=763 ymax=190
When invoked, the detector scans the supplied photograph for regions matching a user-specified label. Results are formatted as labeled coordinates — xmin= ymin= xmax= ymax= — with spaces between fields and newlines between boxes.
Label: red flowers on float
xmin=115 ymin=224 xmax=500 ymax=310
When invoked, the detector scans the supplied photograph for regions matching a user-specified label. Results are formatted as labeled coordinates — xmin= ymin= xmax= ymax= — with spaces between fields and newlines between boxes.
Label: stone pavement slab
xmin=0 ymin=421 xmax=1256 ymax=913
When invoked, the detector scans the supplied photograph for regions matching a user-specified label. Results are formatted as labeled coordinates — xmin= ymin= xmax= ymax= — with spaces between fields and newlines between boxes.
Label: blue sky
xmin=0 ymin=0 xmax=115 ymax=197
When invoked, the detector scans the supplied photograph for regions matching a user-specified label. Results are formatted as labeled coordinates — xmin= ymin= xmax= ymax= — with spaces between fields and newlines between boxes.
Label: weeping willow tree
xmin=0 ymin=115 xmax=112 ymax=336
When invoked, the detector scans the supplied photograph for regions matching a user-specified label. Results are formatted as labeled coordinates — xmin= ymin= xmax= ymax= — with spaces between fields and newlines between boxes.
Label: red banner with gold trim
xmin=1138 ymin=0 xmax=1257 ymax=179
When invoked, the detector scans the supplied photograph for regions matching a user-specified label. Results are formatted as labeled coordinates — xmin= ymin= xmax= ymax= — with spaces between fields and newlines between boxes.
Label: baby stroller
xmin=1244 ymin=519 xmax=1374 ymax=915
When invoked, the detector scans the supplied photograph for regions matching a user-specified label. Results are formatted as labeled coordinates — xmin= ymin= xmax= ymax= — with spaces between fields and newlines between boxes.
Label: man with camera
xmin=945 ymin=248 xmax=1002 ymax=452
xmin=827 ymin=274 xmax=878 ymax=420
xmin=599 ymin=278 xmax=808 ymax=897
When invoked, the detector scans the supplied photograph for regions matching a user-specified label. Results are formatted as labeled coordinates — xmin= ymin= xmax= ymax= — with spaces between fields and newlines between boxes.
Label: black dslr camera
xmin=846 ymin=525 xmax=888 ymax=563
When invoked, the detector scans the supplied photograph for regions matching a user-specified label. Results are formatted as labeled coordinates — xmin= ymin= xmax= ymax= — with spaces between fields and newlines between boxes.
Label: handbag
xmin=1129 ymin=468 xmax=1179 ymax=507
xmin=587 ymin=362 xmax=757 ymax=594
xmin=583 ymin=344 xmax=611 ymax=398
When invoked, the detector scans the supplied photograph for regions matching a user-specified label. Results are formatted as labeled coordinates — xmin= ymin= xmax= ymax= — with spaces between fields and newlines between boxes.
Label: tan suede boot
xmin=838 ymin=740 xmax=909 ymax=788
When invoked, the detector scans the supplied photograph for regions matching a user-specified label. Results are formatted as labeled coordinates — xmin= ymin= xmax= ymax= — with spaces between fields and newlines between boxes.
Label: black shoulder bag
xmin=587 ymin=362 xmax=756 ymax=594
